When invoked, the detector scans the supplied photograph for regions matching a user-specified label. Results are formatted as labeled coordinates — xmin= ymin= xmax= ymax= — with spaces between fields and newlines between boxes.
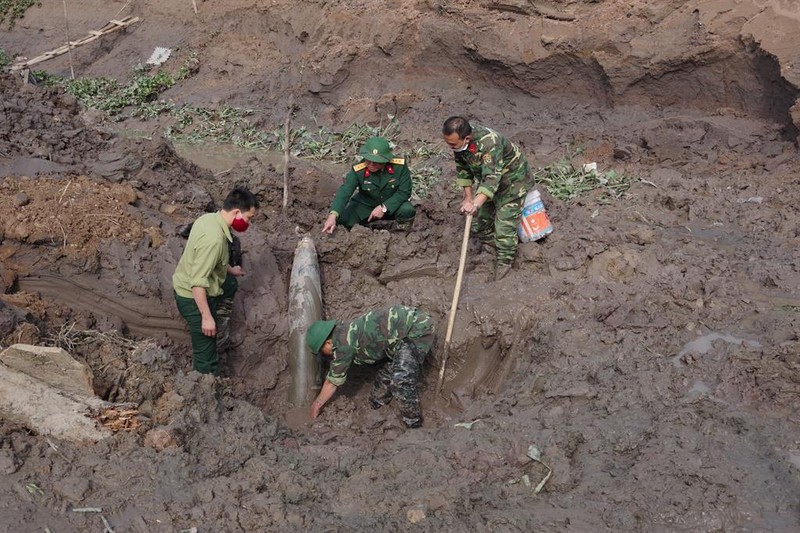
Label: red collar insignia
xmin=468 ymin=143 xmax=477 ymax=153
xmin=364 ymin=169 xmax=370 ymax=178
xmin=387 ymin=165 xmax=394 ymax=174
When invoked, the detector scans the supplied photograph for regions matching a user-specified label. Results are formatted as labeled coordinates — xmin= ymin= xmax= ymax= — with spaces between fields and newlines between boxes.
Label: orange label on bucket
xmin=518 ymin=202 xmax=553 ymax=242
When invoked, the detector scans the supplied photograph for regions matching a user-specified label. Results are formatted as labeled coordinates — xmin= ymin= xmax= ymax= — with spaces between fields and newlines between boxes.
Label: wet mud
xmin=1 ymin=0 xmax=800 ymax=531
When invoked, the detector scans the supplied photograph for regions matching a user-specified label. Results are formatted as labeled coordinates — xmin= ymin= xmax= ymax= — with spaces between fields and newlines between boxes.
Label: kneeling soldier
xmin=306 ymin=305 xmax=435 ymax=428
xmin=321 ymin=137 xmax=416 ymax=233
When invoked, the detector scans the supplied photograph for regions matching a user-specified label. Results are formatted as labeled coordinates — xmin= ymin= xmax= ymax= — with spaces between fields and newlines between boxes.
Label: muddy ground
xmin=1 ymin=0 xmax=800 ymax=531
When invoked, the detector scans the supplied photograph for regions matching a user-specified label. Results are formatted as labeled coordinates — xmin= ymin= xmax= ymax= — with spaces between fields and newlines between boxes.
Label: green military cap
xmin=306 ymin=320 xmax=336 ymax=354
xmin=359 ymin=137 xmax=395 ymax=163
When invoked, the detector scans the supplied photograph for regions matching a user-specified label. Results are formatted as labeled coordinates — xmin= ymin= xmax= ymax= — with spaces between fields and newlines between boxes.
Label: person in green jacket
xmin=306 ymin=305 xmax=435 ymax=428
xmin=442 ymin=116 xmax=534 ymax=281
xmin=321 ymin=137 xmax=416 ymax=233
xmin=172 ymin=187 xmax=259 ymax=375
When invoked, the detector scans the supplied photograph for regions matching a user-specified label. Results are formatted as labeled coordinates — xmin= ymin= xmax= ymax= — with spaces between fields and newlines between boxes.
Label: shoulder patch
xmin=353 ymin=162 xmax=367 ymax=172
xmin=389 ymin=157 xmax=405 ymax=165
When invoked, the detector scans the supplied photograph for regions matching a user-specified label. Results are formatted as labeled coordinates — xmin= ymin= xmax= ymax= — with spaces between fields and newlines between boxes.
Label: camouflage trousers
xmin=370 ymin=332 xmax=434 ymax=428
xmin=215 ymin=274 xmax=239 ymax=352
xmin=473 ymin=192 xmax=527 ymax=265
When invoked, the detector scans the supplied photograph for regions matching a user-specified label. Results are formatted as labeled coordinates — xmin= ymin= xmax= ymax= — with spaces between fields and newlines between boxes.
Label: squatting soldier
xmin=442 ymin=116 xmax=535 ymax=281
xmin=172 ymin=187 xmax=259 ymax=375
xmin=321 ymin=137 xmax=416 ymax=233
xmin=306 ymin=305 xmax=435 ymax=428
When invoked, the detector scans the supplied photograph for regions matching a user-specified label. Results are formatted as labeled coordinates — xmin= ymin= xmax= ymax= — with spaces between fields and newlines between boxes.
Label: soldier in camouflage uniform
xmin=442 ymin=116 xmax=534 ymax=281
xmin=321 ymin=137 xmax=416 ymax=233
xmin=305 ymin=305 xmax=435 ymax=428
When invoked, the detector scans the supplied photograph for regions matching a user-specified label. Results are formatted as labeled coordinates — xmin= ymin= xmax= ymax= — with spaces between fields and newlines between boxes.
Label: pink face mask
xmin=232 ymin=215 xmax=249 ymax=232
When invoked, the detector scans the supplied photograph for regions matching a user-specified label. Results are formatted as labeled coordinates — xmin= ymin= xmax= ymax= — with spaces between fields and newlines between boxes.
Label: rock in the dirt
xmin=53 ymin=474 xmax=91 ymax=502
xmin=0 ymin=344 xmax=112 ymax=443
xmin=0 ymin=301 xmax=25 ymax=338
xmin=0 ymin=344 xmax=94 ymax=397
xmin=144 ymin=427 xmax=180 ymax=450
xmin=12 ymin=193 xmax=30 ymax=207
xmin=406 ymin=507 xmax=426 ymax=523
xmin=175 ymin=184 xmax=215 ymax=212
xmin=0 ymin=448 xmax=20 ymax=475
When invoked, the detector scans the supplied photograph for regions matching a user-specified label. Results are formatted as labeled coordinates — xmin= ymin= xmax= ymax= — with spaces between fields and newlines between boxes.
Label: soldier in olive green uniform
xmin=321 ymin=137 xmax=416 ymax=233
xmin=173 ymin=187 xmax=259 ymax=375
xmin=442 ymin=116 xmax=534 ymax=281
xmin=306 ymin=305 xmax=435 ymax=428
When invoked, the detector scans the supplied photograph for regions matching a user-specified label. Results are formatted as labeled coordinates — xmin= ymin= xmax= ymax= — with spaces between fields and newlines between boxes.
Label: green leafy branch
xmin=535 ymin=147 xmax=637 ymax=201
xmin=0 ymin=0 xmax=40 ymax=30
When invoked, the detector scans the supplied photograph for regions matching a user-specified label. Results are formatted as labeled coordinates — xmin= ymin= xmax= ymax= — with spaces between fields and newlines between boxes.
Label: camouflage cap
xmin=359 ymin=137 xmax=395 ymax=163
xmin=306 ymin=320 xmax=336 ymax=354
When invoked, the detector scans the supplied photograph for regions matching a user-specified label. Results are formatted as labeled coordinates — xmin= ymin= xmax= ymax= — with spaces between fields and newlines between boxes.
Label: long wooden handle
xmin=438 ymin=214 xmax=472 ymax=392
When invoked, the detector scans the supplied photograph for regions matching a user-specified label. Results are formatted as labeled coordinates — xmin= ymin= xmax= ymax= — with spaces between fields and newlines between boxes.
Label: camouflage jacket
xmin=454 ymin=125 xmax=532 ymax=203
xmin=326 ymin=306 xmax=435 ymax=386
xmin=330 ymin=158 xmax=412 ymax=216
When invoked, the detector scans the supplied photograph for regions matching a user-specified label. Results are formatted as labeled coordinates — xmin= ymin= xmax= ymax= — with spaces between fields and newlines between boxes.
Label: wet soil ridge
xmin=195 ymin=0 xmax=800 ymax=139
xmin=0 ymin=0 xmax=799 ymax=531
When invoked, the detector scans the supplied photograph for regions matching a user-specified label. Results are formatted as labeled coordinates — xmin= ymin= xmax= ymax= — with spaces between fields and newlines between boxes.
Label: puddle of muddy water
xmin=672 ymin=331 xmax=762 ymax=367
xmin=172 ymin=142 xmax=279 ymax=175
xmin=171 ymin=141 xmax=347 ymax=177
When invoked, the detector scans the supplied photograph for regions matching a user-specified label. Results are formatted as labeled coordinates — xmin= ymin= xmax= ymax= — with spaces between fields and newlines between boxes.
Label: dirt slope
xmin=1 ymin=0 xmax=800 ymax=531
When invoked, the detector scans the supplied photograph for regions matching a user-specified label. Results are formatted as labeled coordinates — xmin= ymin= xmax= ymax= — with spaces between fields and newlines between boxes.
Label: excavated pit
xmin=1 ymin=0 xmax=800 ymax=531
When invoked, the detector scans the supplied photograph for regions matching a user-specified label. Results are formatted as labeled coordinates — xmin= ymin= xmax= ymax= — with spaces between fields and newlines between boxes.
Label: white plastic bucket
xmin=517 ymin=189 xmax=553 ymax=242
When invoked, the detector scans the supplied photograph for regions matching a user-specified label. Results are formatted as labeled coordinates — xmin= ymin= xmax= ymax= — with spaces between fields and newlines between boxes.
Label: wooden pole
xmin=437 ymin=213 xmax=472 ymax=393
xmin=62 ymin=0 xmax=75 ymax=79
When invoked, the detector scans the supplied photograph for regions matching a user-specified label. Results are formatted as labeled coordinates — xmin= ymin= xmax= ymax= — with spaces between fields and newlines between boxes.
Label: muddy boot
xmin=399 ymin=399 xmax=423 ymax=428
xmin=369 ymin=361 xmax=394 ymax=409
xmin=494 ymin=262 xmax=512 ymax=281
xmin=390 ymin=340 xmax=424 ymax=428
xmin=215 ymin=297 xmax=234 ymax=351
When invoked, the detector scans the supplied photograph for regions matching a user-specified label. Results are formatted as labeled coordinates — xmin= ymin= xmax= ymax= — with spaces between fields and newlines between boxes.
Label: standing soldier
xmin=442 ymin=116 xmax=535 ymax=280
xmin=321 ymin=137 xmax=416 ymax=233
xmin=305 ymin=305 xmax=436 ymax=428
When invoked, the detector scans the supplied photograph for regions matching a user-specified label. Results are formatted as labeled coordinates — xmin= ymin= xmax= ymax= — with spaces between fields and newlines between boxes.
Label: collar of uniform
xmin=215 ymin=211 xmax=233 ymax=243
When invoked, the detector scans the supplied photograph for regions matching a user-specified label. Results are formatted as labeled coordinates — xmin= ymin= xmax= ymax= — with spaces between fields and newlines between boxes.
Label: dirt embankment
xmin=1 ymin=0 xmax=800 ymax=531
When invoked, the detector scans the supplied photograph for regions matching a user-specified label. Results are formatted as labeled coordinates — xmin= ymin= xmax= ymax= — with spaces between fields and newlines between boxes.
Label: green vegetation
xmin=0 ymin=47 xmax=9 ymax=69
xmin=0 ymin=0 xmax=40 ymax=30
xmin=410 ymin=165 xmax=442 ymax=201
xmin=31 ymin=69 xmax=62 ymax=87
xmin=535 ymin=147 xmax=637 ymax=201
xmin=29 ymin=54 xmax=445 ymax=199
xmin=66 ymin=69 xmax=177 ymax=117
xmin=38 ymin=52 xmax=201 ymax=118
xmin=165 ymin=110 xmax=444 ymax=198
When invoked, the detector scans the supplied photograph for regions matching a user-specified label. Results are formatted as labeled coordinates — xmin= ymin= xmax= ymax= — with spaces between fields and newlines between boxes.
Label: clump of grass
xmin=536 ymin=147 xmax=637 ymax=201
xmin=167 ymin=110 xmax=445 ymax=197
xmin=0 ymin=0 xmax=40 ymax=30
xmin=47 ymin=321 xmax=138 ymax=353
xmin=55 ymin=53 xmax=199 ymax=118
xmin=411 ymin=166 xmax=442 ymax=200
xmin=66 ymin=69 xmax=177 ymax=117
xmin=31 ymin=69 xmax=62 ymax=87
xmin=0 ymin=47 xmax=10 ymax=69
xmin=166 ymin=105 xmax=269 ymax=145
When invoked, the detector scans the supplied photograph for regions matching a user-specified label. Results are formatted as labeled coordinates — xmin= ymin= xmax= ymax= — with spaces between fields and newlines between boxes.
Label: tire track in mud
xmin=18 ymin=274 xmax=187 ymax=341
